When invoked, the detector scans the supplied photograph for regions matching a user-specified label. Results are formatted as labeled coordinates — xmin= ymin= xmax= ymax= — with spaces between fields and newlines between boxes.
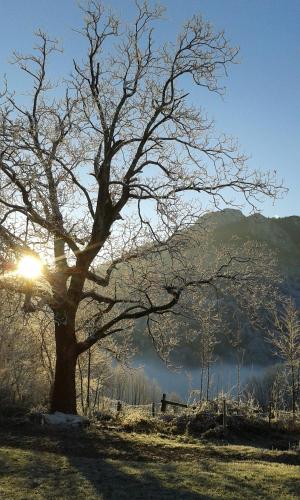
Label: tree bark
xmin=291 ymin=364 xmax=296 ymax=417
xmin=86 ymin=348 xmax=92 ymax=415
xmin=77 ymin=358 xmax=85 ymax=414
xmin=206 ymin=362 xmax=210 ymax=402
xmin=200 ymin=364 xmax=204 ymax=401
xmin=50 ymin=314 xmax=78 ymax=414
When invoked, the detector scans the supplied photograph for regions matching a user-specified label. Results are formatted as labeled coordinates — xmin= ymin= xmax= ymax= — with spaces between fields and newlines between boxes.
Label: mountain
xmin=203 ymin=210 xmax=300 ymax=303
xmin=132 ymin=210 xmax=300 ymax=366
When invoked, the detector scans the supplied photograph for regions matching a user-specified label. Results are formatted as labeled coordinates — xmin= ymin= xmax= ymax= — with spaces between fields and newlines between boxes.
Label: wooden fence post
xmin=161 ymin=393 xmax=167 ymax=413
xmin=268 ymin=401 xmax=273 ymax=426
xmin=222 ymin=399 xmax=227 ymax=429
xmin=152 ymin=402 xmax=155 ymax=417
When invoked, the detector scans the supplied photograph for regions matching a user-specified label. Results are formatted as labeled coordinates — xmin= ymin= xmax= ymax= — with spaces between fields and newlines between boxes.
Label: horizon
xmin=194 ymin=207 xmax=300 ymax=220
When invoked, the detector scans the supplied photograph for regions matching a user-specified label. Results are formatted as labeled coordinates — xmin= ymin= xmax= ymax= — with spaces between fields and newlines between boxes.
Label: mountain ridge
xmin=133 ymin=210 xmax=300 ymax=367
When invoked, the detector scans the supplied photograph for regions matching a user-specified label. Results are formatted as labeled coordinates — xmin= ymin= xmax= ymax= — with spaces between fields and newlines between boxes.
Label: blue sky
xmin=0 ymin=0 xmax=299 ymax=217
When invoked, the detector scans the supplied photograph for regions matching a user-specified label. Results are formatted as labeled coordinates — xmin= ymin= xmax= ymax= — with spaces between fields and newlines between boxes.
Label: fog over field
xmin=135 ymin=357 xmax=267 ymax=401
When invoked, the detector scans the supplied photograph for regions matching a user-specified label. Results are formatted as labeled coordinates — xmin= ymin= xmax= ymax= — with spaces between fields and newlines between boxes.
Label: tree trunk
xmin=291 ymin=364 xmax=296 ymax=417
xmin=86 ymin=348 xmax=92 ymax=415
xmin=237 ymin=360 xmax=240 ymax=408
xmin=206 ymin=362 xmax=210 ymax=401
xmin=200 ymin=364 xmax=204 ymax=401
xmin=50 ymin=315 xmax=78 ymax=414
xmin=77 ymin=358 xmax=85 ymax=414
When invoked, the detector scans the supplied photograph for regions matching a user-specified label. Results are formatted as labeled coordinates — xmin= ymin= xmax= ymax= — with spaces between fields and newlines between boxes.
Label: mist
xmin=134 ymin=357 xmax=268 ymax=401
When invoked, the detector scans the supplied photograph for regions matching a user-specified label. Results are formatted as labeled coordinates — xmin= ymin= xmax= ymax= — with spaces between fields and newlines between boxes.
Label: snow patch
xmin=41 ymin=412 xmax=89 ymax=427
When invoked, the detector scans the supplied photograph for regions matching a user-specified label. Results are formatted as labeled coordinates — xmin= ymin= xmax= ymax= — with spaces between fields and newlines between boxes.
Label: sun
xmin=17 ymin=255 xmax=42 ymax=279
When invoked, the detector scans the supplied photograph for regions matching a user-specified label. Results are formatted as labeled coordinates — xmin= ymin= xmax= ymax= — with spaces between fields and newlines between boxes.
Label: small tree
xmin=77 ymin=346 xmax=112 ymax=415
xmin=230 ymin=319 xmax=246 ymax=407
xmin=267 ymin=298 xmax=300 ymax=415
xmin=197 ymin=307 xmax=218 ymax=401
xmin=0 ymin=1 xmax=281 ymax=414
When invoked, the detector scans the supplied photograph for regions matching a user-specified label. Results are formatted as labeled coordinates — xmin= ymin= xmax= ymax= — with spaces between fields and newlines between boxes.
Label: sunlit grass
xmin=0 ymin=431 xmax=299 ymax=499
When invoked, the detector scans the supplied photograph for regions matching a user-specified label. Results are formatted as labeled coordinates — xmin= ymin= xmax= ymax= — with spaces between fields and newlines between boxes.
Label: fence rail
xmin=92 ymin=394 xmax=300 ymax=426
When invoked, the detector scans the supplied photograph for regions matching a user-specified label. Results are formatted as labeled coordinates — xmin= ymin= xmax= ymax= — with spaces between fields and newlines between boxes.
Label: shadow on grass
xmin=0 ymin=421 xmax=206 ymax=499
xmin=219 ymin=468 xmax=300 ymax=500
xmin=0 ymin=420 xmax=299 ymax=465
xmin=0 ymin=420 xmax=299 ymax=499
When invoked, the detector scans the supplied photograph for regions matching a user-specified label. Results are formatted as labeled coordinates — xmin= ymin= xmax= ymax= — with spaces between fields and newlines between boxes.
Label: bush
xmin=119 ymin=409 xmax=164 ymax=433
xmin=0 ymin=400 xmax=30 ymax=418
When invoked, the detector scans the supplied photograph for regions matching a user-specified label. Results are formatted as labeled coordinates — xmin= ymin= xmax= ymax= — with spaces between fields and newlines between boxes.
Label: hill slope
xmin=133 ymin=210 xmax=300 ymax=366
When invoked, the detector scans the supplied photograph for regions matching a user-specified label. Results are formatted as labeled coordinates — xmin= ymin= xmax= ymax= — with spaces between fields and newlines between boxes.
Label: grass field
xmin=0 ymin=420 xmax=299 ymax=499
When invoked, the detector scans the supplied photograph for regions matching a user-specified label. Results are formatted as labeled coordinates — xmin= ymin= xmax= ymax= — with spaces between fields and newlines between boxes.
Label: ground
xmin=0 ymin=420 xmax=299 ymax=499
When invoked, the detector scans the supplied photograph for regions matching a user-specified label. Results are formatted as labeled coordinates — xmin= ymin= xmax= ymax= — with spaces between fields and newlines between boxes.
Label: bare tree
xmin=0 ymin=1 xmax=282 ymax=414
xmin=196 ymin=307 xmax=218 ymax=401
xmin=77 ymin=346 xmax=112 ymax=415
xmin=267 ymin=298 xmax=300 ymax=416
xmin=230 ymin=319 xmax=246 ymax=408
